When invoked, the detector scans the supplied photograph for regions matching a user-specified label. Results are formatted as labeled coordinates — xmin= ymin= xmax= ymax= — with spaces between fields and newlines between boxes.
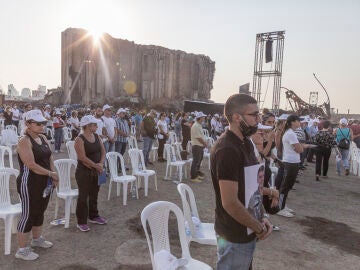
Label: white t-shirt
xmin=282 ymin=129 xmax=300 ymax=163
xmin=95 ymin=117 xmax=104 ymax=136
xmin=102 ymin=116 xmax=116 ymax=139
xmin=12 ymin=108 xmax=20 ymax=121
xmin=68 ymin=117 xmax=80 ymax=131
xmin=157 ymin=119 xmax=168 ymax=139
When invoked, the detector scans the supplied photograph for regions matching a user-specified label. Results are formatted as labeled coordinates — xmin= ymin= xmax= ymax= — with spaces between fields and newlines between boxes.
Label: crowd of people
xmin=1 ymin=99 xmax=358 ymax=268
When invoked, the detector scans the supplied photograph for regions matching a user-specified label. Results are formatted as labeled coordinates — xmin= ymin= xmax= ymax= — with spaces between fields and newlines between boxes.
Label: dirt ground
xmin=0 ymin=144 xmax=359 ymax=270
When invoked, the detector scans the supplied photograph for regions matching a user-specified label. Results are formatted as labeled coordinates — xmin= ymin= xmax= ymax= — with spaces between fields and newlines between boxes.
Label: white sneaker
xmin=54 ymin=150 xmax=59 ymax=153
xmin=276 ymin=209 xmax=294 ymax=218
xmin=31 ymin=236 xmax=53 ymax=248
xmin=15 ymin=247 xmax=39 ymax=261
xmin=284 ymin=206 xmax=295 ymax=214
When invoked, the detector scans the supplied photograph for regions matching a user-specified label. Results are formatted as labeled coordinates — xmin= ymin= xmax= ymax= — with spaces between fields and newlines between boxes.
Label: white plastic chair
xmin=168 ymin=131 xmax=178 ymax=145
xmin=202 ymin=129 xmax=210 ymax=138
xmin=128 ymin=149 xmax=157 ymax=197
xmin=349 ymin=142 xmax=360 ymax=175
xmin=164 ymin=144 xmax=186 ymax=183
xmin=150 ymin=138 xmax=159 ymax=162
xmin=130 ymin=125 xmax=136 ymax=136
xmin=141 ymin=201 xmax=212 ymax=270
xmin=174 ymin=143 xmax=192 ymax=178
xmin=203 ymin=137 xmax=214 ymax=170
xmin=0 ymin=146 xmax=13 ymax=168
xmin=0 ymin=119 xmax=4 ymax=131
xmin=177 ymin=184 xmax=216 ymax=246
xmin=54 ymin=159 xmax=78 ymax=228
xmin=1 ymin=129 xmax=18 ymax=149
xmin=106 ymin=152 xmax=138 ymax=205
xmin=62 ymin=127 xmax=71 ymax=143
xmin=127 ymin=135 xmax=139 ymax=149
xmin=5 ymin=125 xmax=17 ymax=135
xmin=46 ymin=128 xmax=55 ymax=144
xmin=0 ymin=168 xmax=20 ymax=255
xmin=66 ymin=141 xmax=78 ymax=162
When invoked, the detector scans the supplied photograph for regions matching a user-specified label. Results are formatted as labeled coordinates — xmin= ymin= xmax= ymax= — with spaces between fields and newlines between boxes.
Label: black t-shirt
xmin=210 ymin=129 xmax=259 ymax=243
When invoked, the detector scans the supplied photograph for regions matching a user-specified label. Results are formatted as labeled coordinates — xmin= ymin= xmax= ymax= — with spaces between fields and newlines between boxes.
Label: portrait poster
xmin=245 ymin=163 xmax=265 ymax=234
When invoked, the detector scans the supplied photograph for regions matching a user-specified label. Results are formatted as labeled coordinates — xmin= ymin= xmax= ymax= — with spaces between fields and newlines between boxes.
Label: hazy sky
xmin=1 ymin=0 xmax=359 ymax=113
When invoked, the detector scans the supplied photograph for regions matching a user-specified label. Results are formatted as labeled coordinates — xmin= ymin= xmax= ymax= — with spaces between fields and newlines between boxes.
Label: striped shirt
xmin=116 ymin=117 xmax=130 ymax=143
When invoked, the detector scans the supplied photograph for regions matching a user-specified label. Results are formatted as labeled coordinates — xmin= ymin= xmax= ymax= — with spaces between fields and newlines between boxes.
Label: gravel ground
xmin=0 ymin=144 xmax=359 ymax=270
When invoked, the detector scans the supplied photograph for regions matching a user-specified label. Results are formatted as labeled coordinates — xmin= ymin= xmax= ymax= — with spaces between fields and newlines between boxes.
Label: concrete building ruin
xmin=61 ymin=28 xmax=215 ymax=108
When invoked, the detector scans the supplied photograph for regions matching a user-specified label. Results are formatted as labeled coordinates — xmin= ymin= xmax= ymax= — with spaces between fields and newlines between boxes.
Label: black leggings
xmin=76 ymin=168 xmax=100 ymax=224
xmin=279 ymin=162 xmax=299 ymax=210
xmin=315 ymin=147 xmax=332 ymax=176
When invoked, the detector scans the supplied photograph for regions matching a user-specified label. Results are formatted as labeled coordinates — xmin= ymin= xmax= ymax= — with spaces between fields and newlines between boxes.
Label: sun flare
xmin=88 ymin=29 xmax=103 ymax=45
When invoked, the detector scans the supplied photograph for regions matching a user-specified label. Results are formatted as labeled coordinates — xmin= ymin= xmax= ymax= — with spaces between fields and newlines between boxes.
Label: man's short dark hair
xmin=224 ymin=94 xmax=257 ymax=123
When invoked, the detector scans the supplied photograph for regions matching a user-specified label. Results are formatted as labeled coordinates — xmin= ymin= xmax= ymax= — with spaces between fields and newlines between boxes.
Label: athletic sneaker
xmin=15 ymin=247 xmax=39 ymax=261
xmin=273 ymin=225 xmax=280 ymax=231
xmin=197 ymin=175 xmax=205 ymax=180
xmin=276 ymin=209 xmax=294 ymax=218
xmin=284 ymin=206 xmax=295 ymax=214
xmin=89 ymin=216 xmax=107 ymax=225
xmin=190 ymin=177 xmax=202 ymax=183
xmin=31 ymin=236 xmax=53 ymax=248
xmin=77 ymin=224 xmax=91 ymax=232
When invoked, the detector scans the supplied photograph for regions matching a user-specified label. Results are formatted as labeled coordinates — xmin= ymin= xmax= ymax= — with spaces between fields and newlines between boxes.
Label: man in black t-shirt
xmin=211 ymin=94 xmax=272 ymax=269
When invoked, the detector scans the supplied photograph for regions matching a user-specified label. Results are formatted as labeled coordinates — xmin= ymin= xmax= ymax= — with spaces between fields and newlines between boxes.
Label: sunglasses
xmin=29 ymin=121 xmax=47 ymax=126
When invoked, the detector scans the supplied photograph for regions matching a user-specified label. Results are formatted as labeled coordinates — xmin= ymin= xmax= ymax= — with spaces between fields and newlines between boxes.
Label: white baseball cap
xmin=278 ymin=114 xmax=290 ymax=120
xmin=195 ymin=112 xmax=207 ymax=119
xmin=102 ymin=104 xmax=112 ymax=111
xmin=80 ymin=115 xmax=100 ymax=127
xmin=54 ymin=109 xmax=62 ymax=115
xmin=26 ymin=109 xmax=47 ymax=122
xmin=258 ymin=123 xmax=273 ymax=130
xmin=117 ymin=108 xmax=126 ymax=114
xmin=339 ymin=118 xmax=348 ymax=125
xmin=214 ymin=113 xmax=219 ymax=118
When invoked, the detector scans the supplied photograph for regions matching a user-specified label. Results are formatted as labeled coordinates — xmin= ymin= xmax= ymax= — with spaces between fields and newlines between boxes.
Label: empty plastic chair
xmin=164 ymin=144 xmax=186 ymax=183
xmin=128 ymin=148 xmax=157 ymax=197
xmin=106 ymin=152 xmax=138 ymax=205
xmin=0 ymin=145 xmax=14 ymax=168
xmin=66 ymin=141 xmax=78 ymax=162
xmin=54 ymin=159 xmax=79 ymax=228
xmin=127 ymin=135 xmax=139 ymax=149
xmin=5 ymin=125 xmax=17 ymax=135
xmin=0 ymin=168 xmax=20 ymax=255
xmin=141 ymin=201 xmax=212 ymax=270
xmin=177 ymin=183 xmax=217 ymax=246
xmin=62 ymin=127 xmax=72 ymax=143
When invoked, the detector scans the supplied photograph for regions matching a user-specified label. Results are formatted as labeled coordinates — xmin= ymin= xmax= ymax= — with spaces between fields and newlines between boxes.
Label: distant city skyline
xmin=0 ymin=0 xmax=359 ymax=113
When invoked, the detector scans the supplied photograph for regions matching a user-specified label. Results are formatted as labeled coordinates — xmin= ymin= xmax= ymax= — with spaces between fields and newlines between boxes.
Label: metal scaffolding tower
xmin=252 ymin=31 xmax=285 ymax=115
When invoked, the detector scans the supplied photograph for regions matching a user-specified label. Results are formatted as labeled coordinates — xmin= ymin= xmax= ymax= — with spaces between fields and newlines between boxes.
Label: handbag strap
xmin=338 ymin=128 xmax=350 ymax=139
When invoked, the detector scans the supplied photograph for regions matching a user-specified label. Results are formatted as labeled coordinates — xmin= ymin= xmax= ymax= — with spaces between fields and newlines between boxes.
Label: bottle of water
xmin=43 ymin=177 xmax=53 ymax=198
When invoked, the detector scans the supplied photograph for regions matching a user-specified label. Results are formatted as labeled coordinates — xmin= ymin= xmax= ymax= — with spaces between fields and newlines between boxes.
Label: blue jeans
xmin=217 ymin=237 xmax=256 ymax=270
xmin=54 ymin=128 xmax=63 ymax=151
xmin=336 ymin=148 xmax=349 ymax=174
xmin=103 ymin=140 xmax=115 ymax=153
xmin=115 ymin=141 xmax=127 ymax=156
xmin=142 ymin=137 xmax=154 ymax=164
